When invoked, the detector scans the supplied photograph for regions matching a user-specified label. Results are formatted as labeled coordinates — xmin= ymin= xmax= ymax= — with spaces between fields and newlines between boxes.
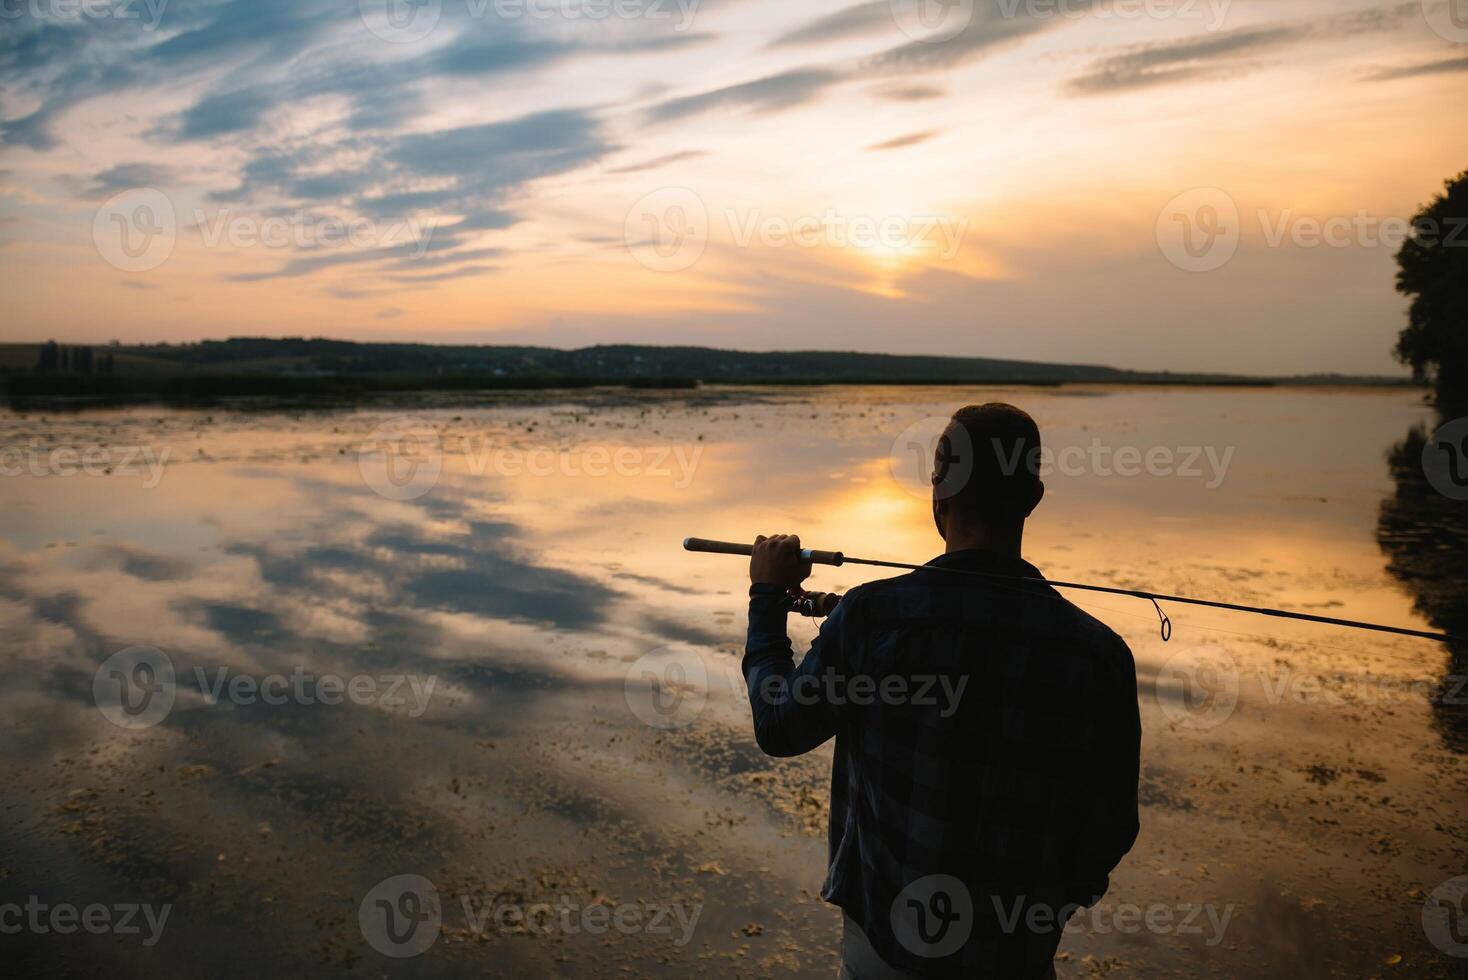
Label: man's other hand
xmin=750 ymin=534 xmax=813 ymax=588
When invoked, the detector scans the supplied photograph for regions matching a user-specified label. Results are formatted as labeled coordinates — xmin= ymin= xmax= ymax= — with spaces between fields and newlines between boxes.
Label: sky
xmin=1 ymin=0 xmax=1466 ymax=374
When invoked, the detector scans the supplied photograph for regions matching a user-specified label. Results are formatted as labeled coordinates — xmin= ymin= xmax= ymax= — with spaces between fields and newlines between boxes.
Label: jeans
xmin=839 ymin=916 xmax=1058 ymax=980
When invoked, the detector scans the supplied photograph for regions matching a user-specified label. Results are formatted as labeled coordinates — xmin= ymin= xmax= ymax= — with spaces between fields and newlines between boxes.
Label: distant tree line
xmin=34 ymin=341 xmax=116 ymax=376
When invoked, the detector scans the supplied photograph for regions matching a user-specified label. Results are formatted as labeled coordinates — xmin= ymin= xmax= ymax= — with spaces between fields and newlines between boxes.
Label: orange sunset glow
xmin=2 ymin=0 xmax=1467 ymax=374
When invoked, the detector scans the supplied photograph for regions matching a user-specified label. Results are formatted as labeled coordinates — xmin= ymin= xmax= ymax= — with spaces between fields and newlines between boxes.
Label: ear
xmin=1025 ymin=479 xmax=1046 ymax=517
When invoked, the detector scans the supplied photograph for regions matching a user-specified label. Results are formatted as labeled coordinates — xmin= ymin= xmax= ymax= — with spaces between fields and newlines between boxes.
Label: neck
xmin=944 ymin=521 xmax=1024 ymax=559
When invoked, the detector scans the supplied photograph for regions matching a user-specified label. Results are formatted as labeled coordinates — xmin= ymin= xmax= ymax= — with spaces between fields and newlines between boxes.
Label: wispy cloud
xmin=647 ymin=68 xmax=844 ymax=122
xmin=867 ymin=130 xmax=939 ymax=150
xmin=80 ymin=163 xmax=179 ymax=198
xmin=870 ymin=84 xmax=946 ymax=101
xmin=1365 ymin=55 xmax=1468 ymax=82
xmin=1068 ymin=4 xmax=1420 ymax=95
xmin=769 ymin=2 xmax=893 ymax=48
xmin=607 ymin=150 xmax=708 ymax=174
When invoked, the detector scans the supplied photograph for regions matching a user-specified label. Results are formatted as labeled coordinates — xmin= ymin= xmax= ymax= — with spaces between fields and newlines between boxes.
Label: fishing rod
xmin=682 ymin=537 xmax=1462 ymax=645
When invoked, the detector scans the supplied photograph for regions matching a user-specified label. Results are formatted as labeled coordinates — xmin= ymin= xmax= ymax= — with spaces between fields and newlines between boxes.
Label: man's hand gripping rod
xmin=683 ymin=537 xmax=845 ymax=617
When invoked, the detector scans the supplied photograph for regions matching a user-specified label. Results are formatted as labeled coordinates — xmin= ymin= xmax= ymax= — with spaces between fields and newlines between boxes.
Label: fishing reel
xmin=784 ymin=588 xmax=843 ymax=618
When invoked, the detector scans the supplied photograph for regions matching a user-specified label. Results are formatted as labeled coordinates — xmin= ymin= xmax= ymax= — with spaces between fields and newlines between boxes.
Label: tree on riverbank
xmin=1395 ymin=170 xmax=1468 ymax=407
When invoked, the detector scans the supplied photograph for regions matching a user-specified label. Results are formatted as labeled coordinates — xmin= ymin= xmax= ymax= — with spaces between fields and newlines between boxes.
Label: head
xmin=931 ymin=403 xmax=1045 ymax=551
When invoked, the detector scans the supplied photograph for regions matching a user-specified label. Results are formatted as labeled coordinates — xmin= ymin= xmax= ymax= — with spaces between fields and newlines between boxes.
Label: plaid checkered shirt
xmin=743 ymin=549 xmax=1141 ymax=979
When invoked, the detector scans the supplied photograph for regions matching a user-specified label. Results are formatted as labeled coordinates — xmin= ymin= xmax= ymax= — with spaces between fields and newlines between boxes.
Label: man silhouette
xmin=743 ymin=403 xmax=1141 ymax=979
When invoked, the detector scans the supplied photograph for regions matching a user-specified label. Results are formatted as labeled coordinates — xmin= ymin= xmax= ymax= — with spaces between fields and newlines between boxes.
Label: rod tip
xmin=681 ymin=537 xmax=692 ymax=550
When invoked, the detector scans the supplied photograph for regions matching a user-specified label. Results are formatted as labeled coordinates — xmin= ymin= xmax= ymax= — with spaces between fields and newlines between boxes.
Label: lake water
xmin=1 ymin=385 xmax=1464 ymax=978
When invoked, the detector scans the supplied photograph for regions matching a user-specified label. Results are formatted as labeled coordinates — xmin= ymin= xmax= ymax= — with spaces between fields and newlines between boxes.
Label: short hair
xmin=940 ymin=403 xmax=1042 ymax=520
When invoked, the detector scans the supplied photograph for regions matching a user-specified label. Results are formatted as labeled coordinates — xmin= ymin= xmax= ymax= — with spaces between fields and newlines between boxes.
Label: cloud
xmin=386 ymin=110 xmax=607 ymax=183
xmin=860 ymin=6 xmax=1054 ymax=74
xmin=147 ymin=0 xmax=340 ymax=67
xmin=198 ymin=104 xmax=605 ymax=282
xmin=82 ymin=163 xmax=179 ymax=198
xmin=1068 ymin=5 xmax=1420 ymax=95
xmin=429 ymin=34 xmax=569 ymax=77
xmin=769 ymin=2 xmax=893 ymax=48
xmin=647 ymin=2 xmax=1058 ymax=124
xmin=386 ymin=265 xmax=497 ymax=284
xmin=867 ymin=130 xmax=938 ymax=150
xmin=870 ymin=84 xmax=946 ymax=101
xmin=647 ymin=68 xmax=844 ymax=122
xmin=607 ymin=150 xmax=708 ymax=174
xmin=1366 ymin=56 xmax=1468 ymax=82
xmin=176 ymin=87 xmax=278 ymax=140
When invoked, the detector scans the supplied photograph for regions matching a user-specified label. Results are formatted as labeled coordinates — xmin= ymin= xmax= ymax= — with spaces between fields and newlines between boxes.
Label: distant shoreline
xmin=0 ymin=338 xmax=1420 ymax=408
xmin=0 ymin=374 xmax=1425 ymax=411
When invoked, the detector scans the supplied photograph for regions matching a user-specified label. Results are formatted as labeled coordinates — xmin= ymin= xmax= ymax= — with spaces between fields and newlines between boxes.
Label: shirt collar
xmin=926 ymin=549 xmax=1045 ymax=582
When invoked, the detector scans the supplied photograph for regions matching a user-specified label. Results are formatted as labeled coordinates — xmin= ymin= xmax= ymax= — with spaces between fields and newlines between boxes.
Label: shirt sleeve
xmin=741 ymin=586 xmax=856 ymax=758
xmin=1072 ymin=634 xmax=1142 ymax=903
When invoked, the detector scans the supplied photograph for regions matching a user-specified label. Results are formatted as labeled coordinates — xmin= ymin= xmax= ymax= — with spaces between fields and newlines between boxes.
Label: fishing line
xmin=683 ymin=538 xmax=1463 ymax=646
